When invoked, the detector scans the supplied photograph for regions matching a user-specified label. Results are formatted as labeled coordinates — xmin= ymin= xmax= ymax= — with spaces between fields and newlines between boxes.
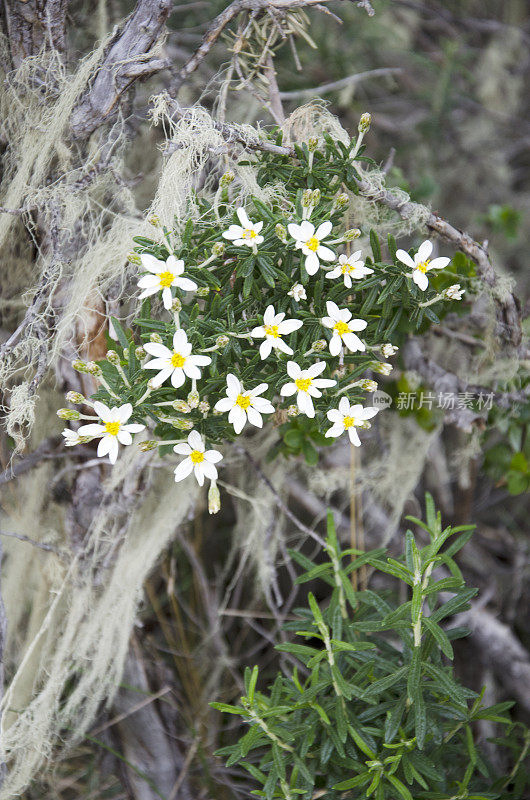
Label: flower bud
xmin=358 ymin=420 xmax=371 ymax=430
xmin=302 ymin=189 xmax=313 ymax=207
xmin=444 ymin=284 xmax=464 ymax=300
xmin=381 ymin=343 xmax=399 ymax=358
xmin=57 ymin=408 xmax=80 ymax=420
xmin=138 ymin=440 xmax=158 ymax=452
xmin=147 ymin=378 xmax=158 ymax=390
xmin=212 ymin=241 xmax=225 ymax=257
xmin=72 ymin=360 xmax=88 ymax=373
xmin=171 ymin=298 xmax=182 ymax=313
xmin=371 ymin=361 xmax=392 ymax=375
xmin=174 ymin=418 xmax=194 ymax=431
xmin=220 ymin=170 xmax=235 ymax=187
xmin=122 ymin=348 xmax=129 ymax=361
xmin=150 ymin=333 xmax=163 ymax=344
xmin=334 ymin=192 xmax=349 ymax=210
xmin=287 ymin=405 xmax=299 ymax=417
xmin=311 ymin=339 xmax=327 ymax=352
xmin=65 ymin=391 xmax=85 ymax=404
xmin=106 ymin=349 xmax=120 ymax=365
xmin=311 ymin=189 xmax=321 ymax=206
xmin=208 ymin=481 xmax=221 ymax=515
xmin=199 ymin=400 xmax=210 ymax=414
xmin=86 ymin=361 xmax=102 ymax=377
xmin=187 ymin=390 xmax=200 ymax=409
xmin=196 ymin=287 xmax=209 ymax=298
xmin=216 ymin=335 xmax=229 ymax=348
xmin=344 ymin=228 xmax=362 ymax=241
xmin=308 ymin=137 xmax=319 ymax=152
xmin=135 ymin=346 xmax=146 ymax=360
xmin=359 ymin=378 xmax=378 ymax=392
xmin=127 ymin=252 xmax=142 ymax=265
xmin=358 ymin=112 xmax=371 ymax=133
xmin=275 ymin=223 xmax=287 ymax=242
xmin=213 ymin=409 xmax=223 ymax=416
xmin=147 ymin=214 xmax=160 ymax=227
xmin=173 ymin=400 xmax=191 ymax=413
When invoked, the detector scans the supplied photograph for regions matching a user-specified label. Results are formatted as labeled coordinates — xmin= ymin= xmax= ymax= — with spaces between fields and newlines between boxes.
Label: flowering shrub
xmin=58 ymin=127 xmax=466 ymax=508
xmin=211 ymin=496 xmax=529 ymax=800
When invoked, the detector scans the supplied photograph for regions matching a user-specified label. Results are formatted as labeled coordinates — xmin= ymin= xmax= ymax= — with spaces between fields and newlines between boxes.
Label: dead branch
xmin=2 ymin=0 xmax=68 ymax=68
xmin=70 ymin=0 xmax=173 ymax=139
xmin=169 ymin=0 xmax=356 ymax=96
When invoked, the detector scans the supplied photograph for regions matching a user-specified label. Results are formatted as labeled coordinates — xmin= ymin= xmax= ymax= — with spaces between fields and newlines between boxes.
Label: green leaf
xmin=333 ymin=773 xmax=371 ymax=791
xmin=370 ymin=229 xmax=382 ymax=262
xmin=387 ymin=774 xmax=413 ymax=800
xmin=422 ymin=615 xmax=454 ymax=659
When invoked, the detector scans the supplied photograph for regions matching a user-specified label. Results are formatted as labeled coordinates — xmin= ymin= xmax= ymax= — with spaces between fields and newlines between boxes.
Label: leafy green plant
xmin=212 ymin=496 xmax=529 ymax=799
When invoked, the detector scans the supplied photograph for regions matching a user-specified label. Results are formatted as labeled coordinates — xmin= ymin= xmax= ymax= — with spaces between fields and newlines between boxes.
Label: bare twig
xmin=278 ymin=67 xmax=401 ymax=101
xmin=169 ymin=0 xmax=354 ymax=95
xmin=0 ymin=530 xmax=59 ymax=554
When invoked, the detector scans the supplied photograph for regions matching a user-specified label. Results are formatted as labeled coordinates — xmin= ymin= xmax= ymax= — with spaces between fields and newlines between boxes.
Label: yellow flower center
xmin=236 ymin=394 xmax=251 ymax=409
xmin=343 ymin=416 xmax=356 ymax=429
xmin=264 ymin=324 xmax=281 ymax=338
xmin=341 ymin=263 xmax=354 ymax=274
xmin=295 ymin=377 xmax=312 ymax=392
xmin=159 ymin=271 xmax=176 ymax=288
xmin=333 ymin=321 xmax=351 ymax=337
xmin=105 ymin=421 xmax=121 ymax=436
xmin=243 ymin=229 xmax=257 ymax=239
xmin=305 ymin=236 xmax=320 ymax=252
xmin=190 ymin=450 xmax=204 ymax=464
xmin=171 ymin=352 xmax=186 ymax=368
xmin=416 ymin=259 xmax=430 ymax=274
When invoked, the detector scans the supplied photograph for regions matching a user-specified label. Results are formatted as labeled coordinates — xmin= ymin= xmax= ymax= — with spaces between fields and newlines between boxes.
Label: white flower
xmin=326 ymin=251 xmax=373 ymax=288
xmin=214 ymin=374 xmax=274 ymax=434
xmin=288 ymin=220 xmax=335 ymax=275
xmin=78 ymin=402 xmax=145 ymax=464
xmin=62 ymin=429 xmax=82 ymax=446
xmin=173 ymin=430 xmax=223 ymax=487
xmin=444 ymin=283 xmax=465 ymax=300
xmin=137 ymin=254 xmax=198 ymax=310
xmin=396 ymin=240 xmax=450 ymax=291
xmin=321 ymin=301 xmax=367 ymax=356
xmin=143 ymin=329 xmax=211 ymax=388
xmin=381 ymin=343 xmax=399 ymax=358
xmin=288 ymin=283 xmax=307 ymax=302
xmin=280 ymin=361 xmax=336 ymax=418
xmin=222 ymin=208 xmax=264 ymax=250
xmin=325 ymin=397 xmax=378 ymax=447
xmin=250 ymin=304 xmax=303 ymax=360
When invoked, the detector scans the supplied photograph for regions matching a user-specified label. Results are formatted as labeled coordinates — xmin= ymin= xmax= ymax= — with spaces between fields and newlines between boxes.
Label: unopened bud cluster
xmin=171 ymin=298 xmax=182 ymax=313
xmin=66 ymin=391 xmax=85 ymax=404
xmin=135 ymin=346 xmax=146 ymax=360
xmin=106 ymin=350 xmax=120 ymax=365
xmin=208 ymin=481 xmax=221 ymax=514
xmin=344 ymin=228 xmax=361 ymax=241
xmin=57 ymin=408 xmax=80 ymax=420
xmin=220 ymin=171 xmax=235 ymax=187
xmin=334 ymin=193 xmax=349 ymax=210
xmin=275 ymin=224 xmax=287 ymax=242
xmin=150 ymin=333 xmax=163 ymax=344
xmin=138 ymin=440 xmax=158 ymax=452
xmin=311 ymin=340 xmax=327 ymax=353
xmin=212 ymin=241 xmax=225 ymax=256
xmin=187 ymin=390 xmax=200 ymax=409
xmin=381 ymin=343 xmax=399 ymax=358
xmin=216 ymin=335 xmax=229 ymax=348
xmin=173 ymin=400 xmax=191 ymax=413
xmin=358 ymin=112 xmax=371 ymax=133
xmin=371 ymin=361 xmax=393 ymax=376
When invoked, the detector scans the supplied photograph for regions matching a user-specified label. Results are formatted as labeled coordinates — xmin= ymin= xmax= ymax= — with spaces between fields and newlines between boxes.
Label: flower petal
xmin=396 ymin=249 xmax=415 ymax=269
xmin=174 ymin=459 xmax=194 ymax=482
